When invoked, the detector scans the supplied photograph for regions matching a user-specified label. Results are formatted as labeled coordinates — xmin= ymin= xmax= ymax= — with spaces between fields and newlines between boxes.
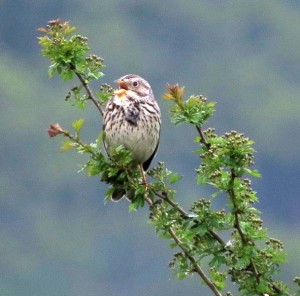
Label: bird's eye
xmin=132 ymin=81 xmax=139 ymax=87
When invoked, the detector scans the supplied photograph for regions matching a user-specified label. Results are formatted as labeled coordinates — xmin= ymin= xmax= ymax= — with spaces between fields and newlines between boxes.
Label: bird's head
xmin=114 ymin=74 xmax=153 ymax=99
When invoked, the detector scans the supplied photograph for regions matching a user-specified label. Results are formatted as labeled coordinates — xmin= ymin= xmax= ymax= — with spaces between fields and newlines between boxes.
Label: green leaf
xmin=87 ymin=71 xmax=104 ymax=80
xmin=60 ymin=140 xmax=76 ymax=152
xmin=129 ymin=194 xmax=145 ymax=211
xmin=96 ymin=131 xmax=104 ymax=144
xmin=128 ymin=202 xmax=138 ymax=212
xmin=61 ymin=69 xmax=74 ymax=81
xmin=177 ymin=272 xmax=187 ymax=280
xmin=169 ymin=173 xmax=182 ymax=184
xmin=48 ymin=62 xmax=59 ymax=77
xmin=72 ymin=118 xmax=85 ymax=134
xmin=211 ymin=190 xmax=222 ymax=198
xmin=193 ymin=223 xmax=208 ymax=236
xmin=209 ymin=255 xmax=226 ymax=268
xmin=105 ymin=187 xmax=114 ymax=203
xmin=244 ymin=168 xmax=262 ymax=178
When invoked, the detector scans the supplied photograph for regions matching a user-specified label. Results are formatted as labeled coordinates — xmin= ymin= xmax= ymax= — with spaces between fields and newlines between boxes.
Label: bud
xmin=164 ymin=84 xmax=185 ymax=103
xmin=47 ymin=123 xmax=63 ymax=137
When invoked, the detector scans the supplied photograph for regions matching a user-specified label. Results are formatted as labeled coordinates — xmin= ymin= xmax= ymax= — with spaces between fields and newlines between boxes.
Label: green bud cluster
xmin=95 ymin=83 xmax=114 ymax=105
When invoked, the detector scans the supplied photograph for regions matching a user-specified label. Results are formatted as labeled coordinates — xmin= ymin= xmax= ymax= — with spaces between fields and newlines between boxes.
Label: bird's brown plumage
xmin=103 ymin=74 xmax=161 ymax=201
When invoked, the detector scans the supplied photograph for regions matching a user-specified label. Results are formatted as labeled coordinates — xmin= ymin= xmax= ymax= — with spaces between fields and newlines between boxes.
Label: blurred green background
xmin=1 ymin=1 xmax=300 ymax=295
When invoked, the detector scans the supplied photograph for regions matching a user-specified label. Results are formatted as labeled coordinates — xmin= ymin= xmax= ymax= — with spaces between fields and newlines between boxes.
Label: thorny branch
xmin=144 ymin=194 xmax=223 ymax=296
xmin=168 ymin=227 xmax=223 ymax=296
xmin=151 ymin=189 xmax=225 ymax=246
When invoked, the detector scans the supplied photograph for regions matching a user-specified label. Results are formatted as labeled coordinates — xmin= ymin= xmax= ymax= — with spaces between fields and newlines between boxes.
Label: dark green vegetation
xmin=1 ymin=2 xmax=300 ymax=296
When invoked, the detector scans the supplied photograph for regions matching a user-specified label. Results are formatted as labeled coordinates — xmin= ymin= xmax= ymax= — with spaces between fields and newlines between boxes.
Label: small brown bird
xmin=103 ymin=74 xmax=161 ymax=201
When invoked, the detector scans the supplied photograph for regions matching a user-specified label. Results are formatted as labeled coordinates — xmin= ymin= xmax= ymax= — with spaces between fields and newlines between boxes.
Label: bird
xmin=103 ymin=74 xmax=161 ymax=201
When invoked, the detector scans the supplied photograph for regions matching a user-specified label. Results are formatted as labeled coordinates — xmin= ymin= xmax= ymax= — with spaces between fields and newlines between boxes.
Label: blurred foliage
xmin=1 ymin=1 xmax=300 ymax=296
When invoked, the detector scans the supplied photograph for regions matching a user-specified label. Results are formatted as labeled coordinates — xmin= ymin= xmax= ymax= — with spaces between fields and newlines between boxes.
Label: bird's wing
xmin=142 ymin=137 xmax=160 ymax=171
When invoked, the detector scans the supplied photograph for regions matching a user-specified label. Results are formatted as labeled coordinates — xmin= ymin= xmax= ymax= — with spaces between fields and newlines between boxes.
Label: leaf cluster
xmin=160 ymin=84 xmax=292 ymax=295
xmin=57 ymin=121 xmax=150 ymax=209
xmin=38 ymin=19 xmax=111 ymax=113
xmin=38 ymin=19 xmax=103 ymax=80
xmin=164 ymin=84 xmax=216 ymax=125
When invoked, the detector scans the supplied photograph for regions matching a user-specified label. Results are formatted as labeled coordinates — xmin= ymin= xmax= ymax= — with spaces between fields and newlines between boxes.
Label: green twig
xmin=70 ymin=64 xmax=104 ymax=116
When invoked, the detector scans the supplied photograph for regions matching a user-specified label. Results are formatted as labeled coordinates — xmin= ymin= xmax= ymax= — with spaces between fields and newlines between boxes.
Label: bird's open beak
xmin=113 ymin=80 xmax=128 ymax=97
xmin=114 ymin=80 xmax=128 ymax=90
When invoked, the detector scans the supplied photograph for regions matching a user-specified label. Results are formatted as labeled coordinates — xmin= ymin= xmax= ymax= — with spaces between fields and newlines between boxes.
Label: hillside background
xmin=1 ymin=1 xmax=300 ymax=295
